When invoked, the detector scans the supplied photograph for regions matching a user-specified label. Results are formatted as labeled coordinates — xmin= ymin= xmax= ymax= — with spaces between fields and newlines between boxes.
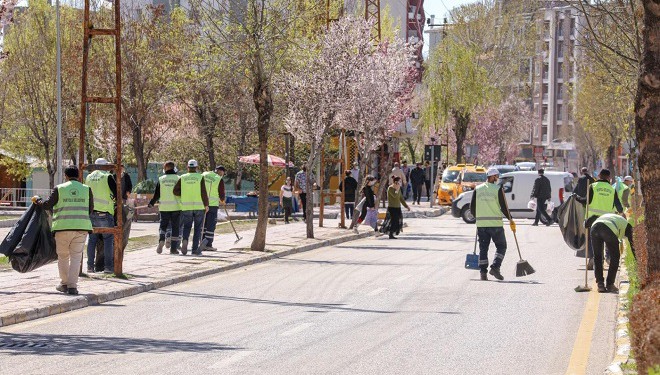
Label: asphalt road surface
xmin=0 ymin=216 xmax=618 ymax=375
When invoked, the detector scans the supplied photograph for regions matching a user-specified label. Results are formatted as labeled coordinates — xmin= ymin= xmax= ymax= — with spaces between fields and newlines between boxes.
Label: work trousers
xmin=591 ymin=222 xmax=621 ymax=286
xmin=55 ymin=231 xmax=87 ymax=288
xmin=202 ymin=206 xmax=219 ymax=248
xmin=87 ymin=212 xmax=114 ymax=271
xmin=412 ymin=183 xmax=424 ymax=204
xmin=181 ymin=210 xmax=205 ymax=254
xmin=159 ymin=210 xmax=180 ymax=251
xmin=477 ymin=227 xmax=507 ymax=273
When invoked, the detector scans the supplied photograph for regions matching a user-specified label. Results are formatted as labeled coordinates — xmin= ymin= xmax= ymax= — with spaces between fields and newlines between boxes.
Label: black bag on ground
xmin=556 ymin=194 xmax=586 ymax=253
xmin=379 ymin=211 xmax=391 ymax=234
xmin=0 ymin=204 xmax=57 ymax=272
xmin=94 ymin=205 xmax=133 ymax=271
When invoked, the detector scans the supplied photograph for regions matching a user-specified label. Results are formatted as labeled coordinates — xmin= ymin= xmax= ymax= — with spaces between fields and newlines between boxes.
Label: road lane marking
xmin=368 ymin=287 xmax=387 ymax=296
xmin=565 ymin=289 xmax=601 ymax=375
xmin=281 ymin=323 xmax=313 ymax=337
xmin=209 ymin=350 xmax=254 ymax=369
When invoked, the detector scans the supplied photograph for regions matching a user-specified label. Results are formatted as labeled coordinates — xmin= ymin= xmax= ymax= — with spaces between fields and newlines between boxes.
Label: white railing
xmin=0 ymin=188 xmax=52 ymax=207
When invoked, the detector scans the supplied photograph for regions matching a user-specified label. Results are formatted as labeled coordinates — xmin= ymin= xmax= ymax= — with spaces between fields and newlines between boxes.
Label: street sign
xmin=424 ymin=145 xmax=441 ymax=162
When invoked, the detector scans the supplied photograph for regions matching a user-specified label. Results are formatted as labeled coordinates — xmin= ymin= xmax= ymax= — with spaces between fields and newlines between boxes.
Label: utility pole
xmin=56 ymin=0 xmax=62 ymax=184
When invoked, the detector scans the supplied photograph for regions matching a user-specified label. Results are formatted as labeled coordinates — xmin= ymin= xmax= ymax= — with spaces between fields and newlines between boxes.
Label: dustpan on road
xmin=465 ymin=230 xmax=479 ymax=270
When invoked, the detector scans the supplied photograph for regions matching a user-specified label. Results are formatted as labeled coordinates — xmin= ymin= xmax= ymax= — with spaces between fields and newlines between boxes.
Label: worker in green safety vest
xmin=590 ymin=213 xmax=635 ymax=293
xmin=173 ymin=159 xmax=209 ymax=255
xmin=33 ymin=165 xmax=93 ymax=296
xmin=469 ymin=167 xmax=515 ymax=281
xmin=200 ymin=165 xmax=226 ymax=251
xmin=581 ymin=169 xmax=624 ymax=270
xmin=85 ymin=158 xmax=117 ymax=274
xmin=149 ymin=161 xmax=182 ymax=255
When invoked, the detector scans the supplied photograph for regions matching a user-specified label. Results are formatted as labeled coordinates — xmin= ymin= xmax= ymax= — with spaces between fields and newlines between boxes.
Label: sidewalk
xmin=0 ymin=204 xmax=444 ymax=328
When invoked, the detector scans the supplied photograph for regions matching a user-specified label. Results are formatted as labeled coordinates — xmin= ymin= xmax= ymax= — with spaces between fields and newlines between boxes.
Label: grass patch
xmin=625 ymin=244 xmax=639 ymax=306
xmin=0 ymin=255 xmax=8 ymax=265
xmin=0 ymin=215 xmax=19 ymax=221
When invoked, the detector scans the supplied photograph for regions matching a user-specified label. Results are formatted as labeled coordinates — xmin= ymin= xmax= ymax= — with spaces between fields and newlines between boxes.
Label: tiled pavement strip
xmin=0 ymin=205 xmax=445 ymax=328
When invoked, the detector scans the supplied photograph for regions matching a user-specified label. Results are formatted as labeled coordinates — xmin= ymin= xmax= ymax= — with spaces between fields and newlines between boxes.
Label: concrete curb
xmin=605 ymin=263 xmax=633 ymax=374
xmin=0 ymin=231 xmax=374 ymax=328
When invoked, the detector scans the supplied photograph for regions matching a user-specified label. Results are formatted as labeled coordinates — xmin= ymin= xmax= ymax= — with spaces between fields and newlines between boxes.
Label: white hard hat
xmin=486 ymin=168 xmax=500 ymax=177
xmin=187 ymin=159 xmax=198 ymax=168
xmin=95 ymin=158 xmax=109 ymax=165
xmin=624 ymin=176 xmax=633 ymax=182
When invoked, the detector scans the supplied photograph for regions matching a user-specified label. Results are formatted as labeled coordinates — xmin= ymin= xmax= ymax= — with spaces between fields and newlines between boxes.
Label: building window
xmin=543 ymin=84 xmax=549 ymax=101
xmin=570 ymin=17 xmax=576 ymax=36
xmin=557 ymin=83 xmax=563 ymax=100
xmin=557 ymin=41 xmax=564 ymax=58
xmin=558 ymin=19 xmax=564 ymax=37
xmin=542 ymin=105 xmax=548 ymax=122
xmin=543 ymin=63 xmax=549 ymax=79
xmin=557 ymin=104 xmax=563 ymax=121
xmin=542 ymin=126 xmax=548 ymax=143
xmin=557 ymin=62 xmax=563 ymax=79
xmin=544 ymin=20 xmax=551 ymax=38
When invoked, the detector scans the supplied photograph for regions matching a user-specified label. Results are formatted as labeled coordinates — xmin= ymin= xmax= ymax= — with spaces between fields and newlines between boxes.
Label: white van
xmin=451 ymin=171 xmax=575 ymax=224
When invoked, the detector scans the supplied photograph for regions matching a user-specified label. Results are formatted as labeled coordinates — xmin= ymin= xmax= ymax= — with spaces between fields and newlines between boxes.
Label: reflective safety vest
xmin=586 ymin=181 xmax=615 ymax=218
xmin=85 ymin=170 xmax=114 ymax=215
xmin=202 ymin=171 xmax=221 ymax=207
xmin=475 ymin=182 xmax=503 ymax=228
xmin=158 ymin=174 xmax=181 ymax=212
xmin=180 ymin=172 xmax=204 ymax=211
xmin=594 ymin=214 xmax=628 ymax=240
xmin=52 ymin=180 xmax=93 ymax=232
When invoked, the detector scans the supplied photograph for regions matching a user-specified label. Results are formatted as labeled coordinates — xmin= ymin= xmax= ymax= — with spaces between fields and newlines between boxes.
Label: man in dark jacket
xmin=574 ymin=167 xmax=595 ymax=200
xmin=338 ymin=170 xmax=358 ymax=219
xmin=409 ymin=162 xmax=425 ymax=205
xmin=531 ymin=169 xmax=553 ymax=226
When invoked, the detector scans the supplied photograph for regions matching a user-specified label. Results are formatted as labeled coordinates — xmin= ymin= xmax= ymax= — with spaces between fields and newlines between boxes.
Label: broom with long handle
xmin=501 ymin=190 xmax=535 ymax=277
xmin=223 ymin=202 xmax=243 ymax=243
xmin=575 ymin=181 xmax=592 ymax=292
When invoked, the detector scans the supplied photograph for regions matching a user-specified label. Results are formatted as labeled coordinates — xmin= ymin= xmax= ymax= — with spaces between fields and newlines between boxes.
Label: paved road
xmin=0 ymin=216 xmax=617 ymax=374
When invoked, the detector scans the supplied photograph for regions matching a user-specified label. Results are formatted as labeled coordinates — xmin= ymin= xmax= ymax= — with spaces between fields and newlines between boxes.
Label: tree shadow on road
xmin=0 ymin=332 xmax=239 ymax=356
xmin=469 ymin=279 xmax=544 ymax=285
xmin=335 ymin=245 xmax=461 ymax=252
xmin=276 ymin=258 xmax=417 ymax=267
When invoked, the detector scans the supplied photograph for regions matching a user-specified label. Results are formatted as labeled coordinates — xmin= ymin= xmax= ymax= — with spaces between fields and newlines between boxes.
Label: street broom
xmin=502 ymin=196 xmax=535 ymax=277
xmin=223 ymin=203 xmax=243 ymax=244
xmin=575 ymin=181 xmax=592 ymax=293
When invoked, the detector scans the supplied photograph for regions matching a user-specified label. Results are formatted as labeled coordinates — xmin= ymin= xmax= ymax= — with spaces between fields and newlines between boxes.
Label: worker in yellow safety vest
xmin=85 ymin=158 xmax=117 ymax=274
xmin=200 ymin=165 xmax=226 ymax=251
xmin=149 ymin=161 xmax=182 ymax=255
xmin=173 ymin=160 xmax=209 ymax=255
xmin=590 ymin=213 xmax=635 ymax=293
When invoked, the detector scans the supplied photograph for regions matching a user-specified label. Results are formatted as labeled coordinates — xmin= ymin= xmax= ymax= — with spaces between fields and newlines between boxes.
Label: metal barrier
xmin=0 ymin=188 xmax=52 ymax=207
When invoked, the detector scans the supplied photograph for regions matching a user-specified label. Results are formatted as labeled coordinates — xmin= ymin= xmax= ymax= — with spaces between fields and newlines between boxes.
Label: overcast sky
xmin=422 ymin=0 xmax=474 ymax=54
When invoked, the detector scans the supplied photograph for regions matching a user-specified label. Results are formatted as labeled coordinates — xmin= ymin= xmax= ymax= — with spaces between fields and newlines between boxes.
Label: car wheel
xmin=461 ymin=205 xmax=476 ymax=224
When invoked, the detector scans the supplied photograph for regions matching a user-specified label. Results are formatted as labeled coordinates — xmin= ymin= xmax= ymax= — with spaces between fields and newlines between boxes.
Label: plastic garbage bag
xmin=546 ymin=200 xmax=555 ymax=216
xmin=527 ymin=198 xmax=537 ymax=211
xmin=0 ymin=204 xmax=57 ymax=273
xmin=363 ymin=208 xmax=378 ymax=229
xmin=556 ymin=194 xmax=586 ymax=252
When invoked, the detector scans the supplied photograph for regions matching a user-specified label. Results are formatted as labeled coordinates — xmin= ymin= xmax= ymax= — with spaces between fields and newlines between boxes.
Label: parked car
xmin=451 ymin=171 xmax=575 ymax=224
xmin=458 ymin=166 xmax=487 ymax=193
xmin=488 ymin=164 xmax=520 ymax=175
xmin=437 ymin=164 xmax=470 ymax=205
xmin=516 ymin=162 xmax=537 ymax=171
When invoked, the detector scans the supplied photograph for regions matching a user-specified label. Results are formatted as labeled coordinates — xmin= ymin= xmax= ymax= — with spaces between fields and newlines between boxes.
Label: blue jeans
xmin=159 ymin=211 xmax=181 ymax=251
xmin=202 ymin=206 xmax=219 ymax=248
xmin=181 ymin=210 xmax=205 ymax=253
xmin=477 ymin=227 xmax=507 ymax=272
xmin=87 ymin=212 xmax=114 ymax=270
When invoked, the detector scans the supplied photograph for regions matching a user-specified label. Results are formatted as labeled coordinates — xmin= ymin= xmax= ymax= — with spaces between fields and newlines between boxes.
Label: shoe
xmin=156 ymin=240 xmax=165 ymax=254
xmin=587 ymin=258 xmax=594 ymax=270
xmin=103 ymin=268 xmax=113 ymax=275
xmin=203 ymin=246 xmax=217 ymax=251
xmin=389 ymin=234 xmax=397 ymax=239
xmin=67 ymin=288 xmax=79 ymax=295
xmin=169 ymin=250 xmax=179 ymax=255
xmin=181 ymin=240 xmax=188 ymax=255
xmin=597 ymin=283 xmax=607 ymax=293
xmin=531 ymin=223 xmax=539 ymax=226
xmin=192 ymin=251 xmax=202 ymax=256
xmin=607 ymin=284 xmax=619 ymax=294
xmin=545 ymin=221 xmax=553 ymax=227
xmin=489 ymin=267 xmax=504 ymax=280
xmin=353 ymin=227 xmax=359 ymax=234
xmin=285 ymin=221 xmax=290 ymax=224
xmin=56 ymin=284 xmax=67 ymax=293
xmin=480 ymin=273 xmax=488 ymax=281
xmin=87 ymin=266 xmax=95 ymax=274
xmin=165 ymin=237 xmax=171 ymax=249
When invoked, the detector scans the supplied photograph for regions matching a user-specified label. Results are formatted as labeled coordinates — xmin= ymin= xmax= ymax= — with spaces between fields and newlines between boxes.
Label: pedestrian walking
xmin=294 ymin=165 xmax=316 ymax=221
xmin=386 ymin=176 xmax=410 ymax=239
xmin=200 ymin=165 xmax=226 ymax=251
xmin=409 ymin=162 xmax=425 ymax=205
xmin=338 ymin=170 xmax=358 ymax=219
xmin=149 ymin=161 xmax=182 ymax=255
xmin=531 ymin=169 xmax=553 ymax=226
xmin=280 ymin=177 xmax=294 ymax=224
xmin=401 ymin=161 xmax=411 ymax=199
xmin=389 ymin=163 xmax=407 ymax=197
xmin=469 ymin=168 xmax=515 ymax=281
xmin=33 ymin=165 xmax=93 ymax=295
xmin=589 ymin=213 xmax=635 ymax=293
xmin=574 ymin=167 xmax=595 ymax=200
xmin=424 ymin=160 xmax=433 ymax=202
xmin=85 ymin=158 xmax=117 ymax=274
xmin=616 ymin=175 xmax=634 ymax=209
xmin=173 ymin=160 xmax=209 ymax=255
xmin=354 ymin=176 xmax=377 ymax=233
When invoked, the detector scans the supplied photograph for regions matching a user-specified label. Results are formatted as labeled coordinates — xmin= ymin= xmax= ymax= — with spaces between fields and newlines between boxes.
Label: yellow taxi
xmin=458 ymin=165 xmax=488 ymax=194
xmin=437 ymin=164 xmax=470 ymax=205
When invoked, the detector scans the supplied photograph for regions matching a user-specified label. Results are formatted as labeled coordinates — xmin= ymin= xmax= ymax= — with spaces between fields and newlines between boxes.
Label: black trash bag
xmin=0 ymin=205 xmax=35 ymax=256
xmin=556 ymin=194 xmax=586 ymax=253
xmin=94 ymin=205 xmax=133 ymax=272
xmin=0 ymin=204 xmax=57 ymax=273
xmin=378 ymin=211 xmax=391 ymax=234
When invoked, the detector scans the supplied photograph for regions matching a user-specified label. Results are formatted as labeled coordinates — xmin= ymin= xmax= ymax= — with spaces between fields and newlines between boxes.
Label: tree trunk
xmin=606 ymin=144 xmax=616 ymax=173
xmin=453 ymin=110 xmax=470 ymax=164
xmin=629 ymin=2 xmax=660 ymax=373
xmin=132 ymin=125 xmax=147 ymax=182
xmin=250 ymin=77 xmax=273 ymax=252
xmin=305 ymin=148 xmax=317 ymax=239
xmin=206 ymin=131 xmax=216 ymax=170
xmin=404 ymin=138 xmax=416 ymax=164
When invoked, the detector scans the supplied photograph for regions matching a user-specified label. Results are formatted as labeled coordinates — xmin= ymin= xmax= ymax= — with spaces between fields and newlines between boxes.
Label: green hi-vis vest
xmin=202 ymin=171 xmax=221 ymax=207
xmin=85 ymin=170 xmax=114 ymax=215
xmin=475 ymin=182 xmax=503 ymax=228
xmin=52 ymin=180 xmax=93 ymax=232
xmin=594 ymin=214 xmax=628 ymax=240
xmin=158 ymin=174 xmax=181 ymax=212
xmin=180 ymin=172 xmax=204 ymax=211
xmin=586 ymin=181 xmax=615 ymax=219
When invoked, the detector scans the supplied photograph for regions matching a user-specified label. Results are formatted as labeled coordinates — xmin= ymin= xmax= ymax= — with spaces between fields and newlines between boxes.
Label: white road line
xmin=395 ymin=274 xmax=411 ymax=282
xmin=209 ymin=350 xmax=254 ymax=369
xmin=281 ymin=322 xmax=314 ymax=337
xmin=368 ymin=287 xmax=387 ymax=296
